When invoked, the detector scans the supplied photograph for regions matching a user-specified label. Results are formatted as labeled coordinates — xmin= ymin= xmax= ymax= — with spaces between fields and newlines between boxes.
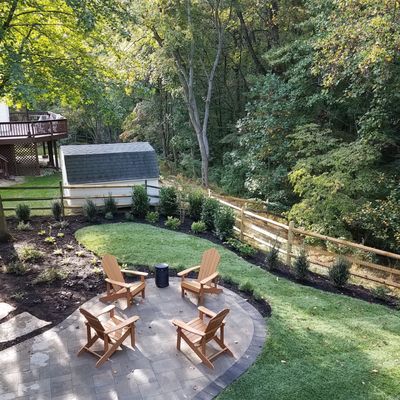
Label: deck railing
xmin=0 ymin=119 xmax=68 ymax=139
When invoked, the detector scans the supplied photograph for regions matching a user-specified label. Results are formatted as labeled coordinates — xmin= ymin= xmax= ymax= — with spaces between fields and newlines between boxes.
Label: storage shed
xmin=60 ymin=142 xmax=159 ymax=208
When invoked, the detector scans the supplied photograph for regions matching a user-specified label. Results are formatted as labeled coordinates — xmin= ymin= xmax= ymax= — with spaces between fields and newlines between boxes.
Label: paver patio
xmin=0 ymin=278 xmax=266 ymax=400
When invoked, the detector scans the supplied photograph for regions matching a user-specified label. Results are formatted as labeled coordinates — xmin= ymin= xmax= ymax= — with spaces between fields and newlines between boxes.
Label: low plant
xmin=6 ymin=261 xmax=29 ymax=275
xmin=238 ymin=280 xmax=253 ymax=294
xmin=191 ymin=221 xmax=207 ymax=234
xmin=75 ymin=250 xmax=85 ymax=257
xmin=16 ymin=221 xmax=32 ymax=231
xmin=92 ymin=266 xmax=103 ymax=275
xmin=188 ymin=191 xmax=205 ymax=221
xmin=329 ymin=257 xmax=351 ymax=287
xmin=132 ymin=185 xmax=149 ymax=217
xmin=15 ymin=203 xmax=30 ymax=222
xmin=83 ymin=199 xmax=98 ymax=222
xmin=165 ymin=216 xmax=181 ymax=230
xmin=57 ymin=232 xmax=64 ymax=238
xmin=33 ymin=268 xmax=67 ymax=284
xmin=52 ymin=220 xmax=69 ymax=229
xmin=65 ymin=244 xmax=74 ymax=251
xmin=145 ymin=211 xmax=159 ymax=224
xmin=372 ymin=286 xmax=391 ymax=301
xmin=265 ymin=245 xmax=280 ymax=271
xmin=10 ymin=291 xmax=26 ymax=301
xmin=44 ymin=236 xmax=56 ymax=245
xmin=225 ymin=238 xmax=256 ymax=257
xmin=214 ymin=206 xmax=235 ymax=240
xmin=201 ymin=198 xmax=220 ymax=230
xmin=124 ymin=212 xmax=134 ymax=221
xmin=53 ymin=248 xmax=63 ymax=256
xmin=293 ymin=249 xmax=310 ymax=280
xmin=103 ymin=193 xmax=118 ymax=217
xmin=159 ymin=187 xmax=178 ymax=216
xmin=104 ymin=212 xmax=114 ymax=220
xmin=38 ymin=229 xmax=46 ymax=236
xmin=90 ymin=257 xmax=98 ymax=265
xmin=51 ymin=200 xmax=62 ymax=221
xmin=18 ymin=245 xmax=44 ymax=263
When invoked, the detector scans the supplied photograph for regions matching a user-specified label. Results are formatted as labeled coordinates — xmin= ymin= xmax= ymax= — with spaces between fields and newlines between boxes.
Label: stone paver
xmin=0 ymin=278 xmax=266 ymax=399
xmin=0 ymin=312 xmax=51 ymax=343
xmin=0 ymin=303 xmax=15 ymax=321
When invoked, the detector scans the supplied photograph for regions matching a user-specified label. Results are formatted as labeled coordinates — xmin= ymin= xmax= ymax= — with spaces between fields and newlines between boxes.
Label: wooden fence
xmin=209 ymin=191 xmax=400 ymax=291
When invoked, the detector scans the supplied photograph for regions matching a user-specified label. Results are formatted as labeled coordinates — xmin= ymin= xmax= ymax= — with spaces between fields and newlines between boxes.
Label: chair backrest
xmin=102 ymin=254 xmax=125 ymax=291
xmin=80 ymin=307 xmax=106 ymax=340
xmin=197 ymin=248 xmax=220 ymax=282
xmin=204 ymin=308 xmax=230 ymax=341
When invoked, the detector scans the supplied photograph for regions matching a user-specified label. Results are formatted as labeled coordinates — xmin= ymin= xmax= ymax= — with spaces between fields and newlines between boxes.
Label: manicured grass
xmin=76 ymin=223 xmax=400 ymax=400
xmin=1 ymin=173 xmax=61 ymax=216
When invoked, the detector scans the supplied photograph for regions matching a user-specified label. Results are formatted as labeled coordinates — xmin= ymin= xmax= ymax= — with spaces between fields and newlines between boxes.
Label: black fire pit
xmin=155 ymin=263 xmax=169 ymax=288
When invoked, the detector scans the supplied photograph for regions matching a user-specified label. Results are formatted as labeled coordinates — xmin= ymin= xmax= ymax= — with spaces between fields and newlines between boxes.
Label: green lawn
xmin=1 ymin=173 xmax=61 ymax=216
xmin=76 ymin=223 xmax=400 ymax=400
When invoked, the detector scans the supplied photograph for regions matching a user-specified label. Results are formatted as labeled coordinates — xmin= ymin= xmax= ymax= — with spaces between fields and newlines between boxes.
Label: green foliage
xmin=103 ymin=194 xmax=117 ymax=216
xmin=15 ymin=204 xmax=31 ymax=222
xmin=16 ymin=221 xmax=32 ymax=231
xmin=5 ymin=261 xmax=29 ymax=275
xmin=51 ymin=201 xmax=62 ymax=221
xmin=372 ymin=286 xmax=391 ymax=301
xmin=191 ymin=221 xmax=206 ymax=234
xmin=214 ymin=206 xmax=235 ymax=241
xmin=164 ymin=216 xmax=181 ymax=230
xmin=225 ymin=238 xmax=256 ymax=258
xmin=159 ymin=187 xmax=179 ymax=216
xmin=83 ymin=199 xmax=98 ymax=222
xmin=44 ymin=236 xmax=56 ymax=245
xmin=145 ymin=211 xmax=159 ymax=224
xmin=18 ymin=245 xmax=44 ymax=263
xmin=33 ymin=268 xmax=67 ymax=284
xmin=104 ymin=212 xmax=114 ymax=220
xmin=329 ymin=257 xmax=351 ymax=288
xmin=201 ymin=198 xmax=220 ymax=230
xmin=188 ymin=191 xmax=205 ymax=221
xmin=265 ymin=246 xmax=280 ymax=271
xmin=124 ymin=212 xmax=134 ymax=221
xmin=293 ymin=249 xmax=310 ymax=281
xmin=132 ymin=185 xmax=149 ymax=217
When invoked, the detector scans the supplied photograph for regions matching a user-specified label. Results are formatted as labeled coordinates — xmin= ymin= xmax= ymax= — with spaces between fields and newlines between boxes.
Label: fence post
xmin=0 ymin=195 xmax=10 ymax=243
xmin=144 ymin=179 xmax=148 ymax=195
xmin=59 ymin=181 xmax=65 ymax=219
xmin=240 ymin=203 xmax=246 ymax=241
xmin=286 ymin=220 xmax=295 ymax=266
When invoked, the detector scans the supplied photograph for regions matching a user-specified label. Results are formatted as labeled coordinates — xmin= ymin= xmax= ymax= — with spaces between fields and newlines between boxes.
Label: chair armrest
xmin=95 ymin=305 xmax=115 ymax=317
xmin=177 ymin=265 xmax=200 ymax=277
xmin=121 ymin=269 xmax=148 ymax=277
xmin=199 ymin=271 xmax=219 ymax=286
xmin=198 ymin=306 xmax=216 ymax=318
xmin=105 ymin=315 xmax=140 ymax=334
xmin=172 ymin=319 xmax=205 ymax=336
xmin=105 ymin=278 xmax=133 ymax=288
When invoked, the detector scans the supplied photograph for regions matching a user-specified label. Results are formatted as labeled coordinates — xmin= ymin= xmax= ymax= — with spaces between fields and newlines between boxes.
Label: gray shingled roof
xmin=60 ymin=142 xmax=159 ymax=184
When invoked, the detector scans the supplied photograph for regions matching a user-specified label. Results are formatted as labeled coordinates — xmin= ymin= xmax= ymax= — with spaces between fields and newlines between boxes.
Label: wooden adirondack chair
xmin=178 ymin=248 xmax=222 ymax=305
xmin=78 ymin=305 xmax=139 ymax=367
xmin=172 ymin=306 xmax=233 ymax=369
xmin=100 ymin=254 xmax=148 ymax=307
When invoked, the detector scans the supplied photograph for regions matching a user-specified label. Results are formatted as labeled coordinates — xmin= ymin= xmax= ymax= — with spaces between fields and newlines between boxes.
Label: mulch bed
xmin=0 ymin=212 xmax=397 ymax=351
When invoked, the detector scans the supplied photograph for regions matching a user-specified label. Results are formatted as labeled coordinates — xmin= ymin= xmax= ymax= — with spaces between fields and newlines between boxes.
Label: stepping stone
xmin=0 ymin=302 xmax=15 ymax=320
xmin=0 ymin=312 xmax=51 ymax=343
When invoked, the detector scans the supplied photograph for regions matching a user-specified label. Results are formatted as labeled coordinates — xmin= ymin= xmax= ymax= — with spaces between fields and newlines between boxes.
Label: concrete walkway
xmin=0 ymin=278 xmax=266 ymax=399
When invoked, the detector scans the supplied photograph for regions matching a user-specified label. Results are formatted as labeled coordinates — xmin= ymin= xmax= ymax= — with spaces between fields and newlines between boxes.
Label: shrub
xmin=124 ymin=212 xmax=134 ymax=221
xmin=238 ymin=281 xmax=253 ymax=294
xmin=6 ymin=261 xmax=29 ymax=275
xmin=15 ymin=204 xmax=30 ymax=222
xmin=145 ymin=211 xmax=159 ymax=224
xmin=104 ymin=212 xmax=114 ymax=220
xmin=201 ymin=198 xmax=220 ymax=230
xmin=18 ymin=245 xmax=44 ymax=263
xmin=44 ymin=236 xmax=56 ymax=245
xmin=33 ymin=268 xmax=67 ymax=284
xmin=132 ymin=185 xmax=149 ymax=217
xmin=52 ymin=220 xmax=69 ymax=229
xmin=83 ymin=199 xmax=97 ymax=222
xmin=104 ymin=194 xmax=117 ymax=216
xmin=57 ymin=232 xmax=64 ymax=238
xmin=38 ymin=229 xmax=46 ymax=236
xmin=188 ymin=191 xmax=204 ymax=221
xmin=265 ymin=246 xmax=280 ymax=271
xmin=225 ymin=238 xmax=256 ymax=257
xmin=51 ymin=200 xmax=62 ymax=221
xmin=16 ymin=221 xmax=32 ymax=231
xmin=159 ymin=187 xmax=178 ymax=216
xmin=293 ymin=249 xmax=309 ymax=280
xmin=165 ymin=216 xmax=181 ymax=230
xmin=191 ymin=221 xmax=207 ymax=234
xmin=214 ymin=206 xmax=235 ymax=240
xmin=329 ymin=257 xmax=351 ymax=287
xmin=372 ymin=286 xmax=391 ymax=300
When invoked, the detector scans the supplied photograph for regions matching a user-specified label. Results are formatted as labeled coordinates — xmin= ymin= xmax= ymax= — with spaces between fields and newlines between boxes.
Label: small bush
xmin=188 ymin=191 xmax=204 ymax=221
xmin=159 ymin=187 xmax=178 ymax=216
xmin=293 ymin=249 xmax=309 ymax=280
xmin=265 ymin=246 xmax=280 ymax=271
xmin=132 ymin=185 xmax=149 ymax=217
xmin=104 ymin=212 xmax=114 ymax=220
xmin=104 ymin=194 xmax=117 ymax=216
xmin=238 ymin=281 xmax=253 ymax=294
xmin=6 ymin=261 xmax=29 ymax=275
xmin=51 ymin=200 xmax=62 ymax=221
xmin=18 ymin=245 xmax=44 ymax=263
xmin=16 ymin=221 xmax=32 ymax=231
xmin=38 ymin=229 xmax=46 ymax=236
xmin=329 ymin=257 xmax=351 ymax=287
xmin=52 ymin=220 xmax=69 ymax=229
xmin=225 ymin=238 xmax=256 ymax=257
xmin=165 ymin=216 xmax=181 ymax=230
xmin=145 ymin=211 xmax=159 ymax=224
xmin=201 ymin=198 xmax=220 ymax=230
xmin=15 ymin=204 xmax=30 ymax=222
xmin=83 ymin=199 xmax=97 ymax=222
xmin=124 ymin=212 xmax=134 ymax=221
xmin=44 ymin=236 xmax=56 ymax=245
xmin=372 ymin=286 xmax=391 ymax=300
xmin=53 ymin=248 xmax=63 ymax=256
xmin=57 ymin=232 xmax=64 ymax=238
xmin=191 ymin=221 xmax=207 ymax=234
xmin=214 ymin=206 xmax=235 ymax=240
xmin=33 ymin=268 xmax=67 ymax=284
